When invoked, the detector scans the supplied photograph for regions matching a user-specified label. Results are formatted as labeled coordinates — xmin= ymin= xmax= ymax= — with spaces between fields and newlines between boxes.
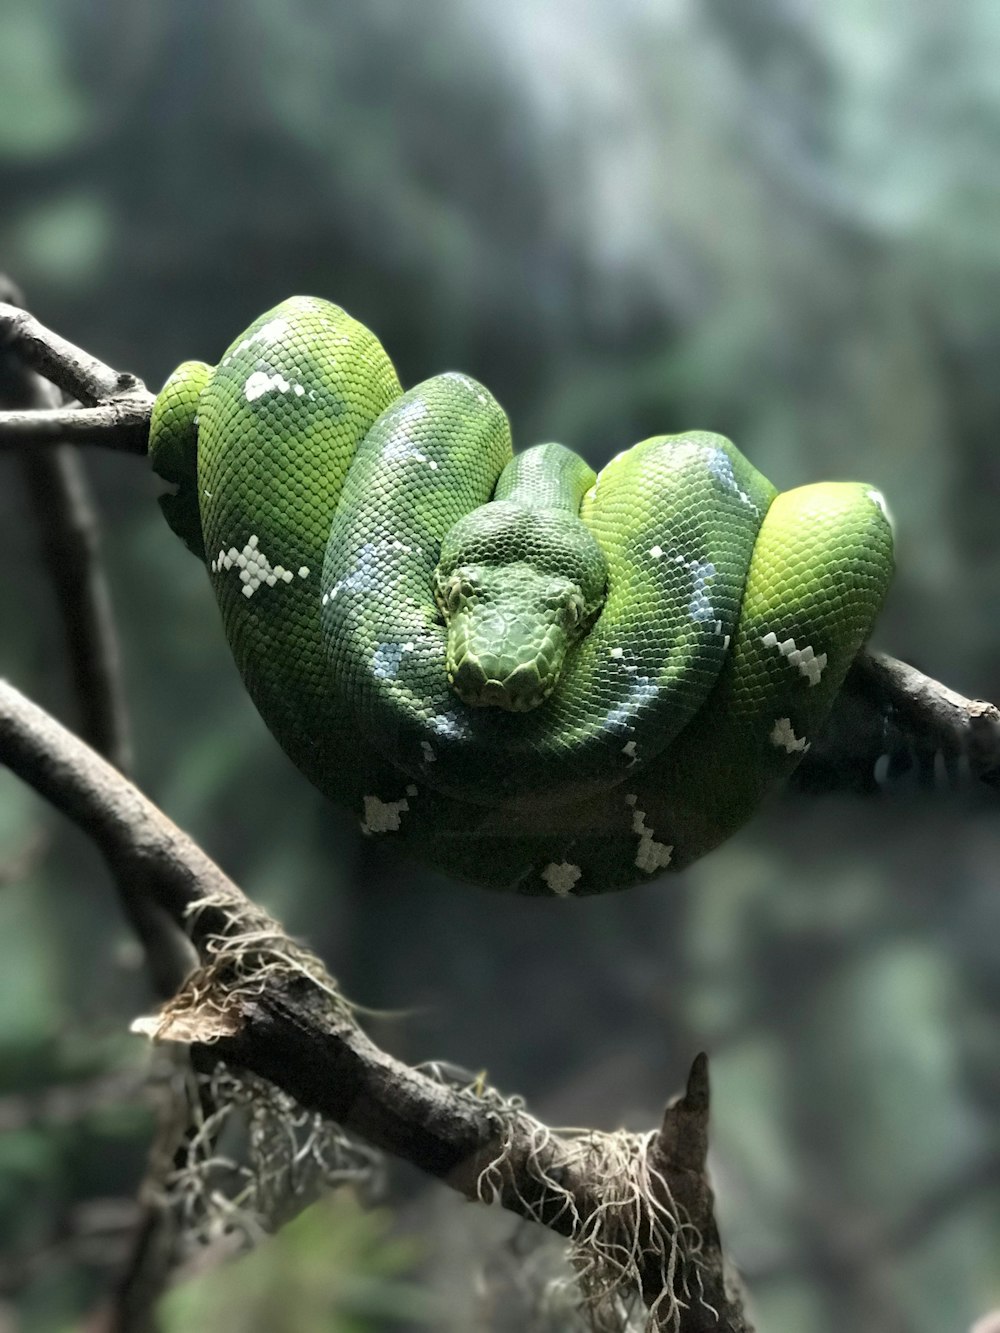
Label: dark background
xmin=1 ymin=2 xmax=998 ymax=1329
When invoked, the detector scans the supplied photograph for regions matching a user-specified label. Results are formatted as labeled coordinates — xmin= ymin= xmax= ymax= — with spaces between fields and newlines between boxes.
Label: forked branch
xmin=0 ymin=300 xmax=153 ymax=452
xmin=0 ymin=677 xmax=747 ymax=1332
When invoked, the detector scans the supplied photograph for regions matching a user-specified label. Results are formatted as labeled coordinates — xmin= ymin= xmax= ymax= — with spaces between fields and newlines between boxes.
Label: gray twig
xmin=854 ymin=650 xmax=1000 ymax=777
xmin=0 ymin=401 xmax=154 ymax=451
xmin=0 ymin=301 xmax=153 ymax=453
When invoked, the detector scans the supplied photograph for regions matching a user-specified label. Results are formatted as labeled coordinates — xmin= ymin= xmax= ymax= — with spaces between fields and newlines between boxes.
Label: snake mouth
xmin=448 ymin=656 xmax=550 ymax=712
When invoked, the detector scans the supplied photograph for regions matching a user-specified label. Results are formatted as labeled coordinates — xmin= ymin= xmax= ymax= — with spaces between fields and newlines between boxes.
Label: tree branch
xmin=0 ymin=401 xmax=154 ymax=452
xmin=852 ymin=650 xmax=1000 ymax=779
xmin=0 ymin=301 xmax=146 ymax=408
xmin=791 ymin=647 xmax=1000 ymax=799
xmin=0 ymin=302 xmax=153 ymax=453
xmin=0 ymin=676 xmax=748 ymax=1331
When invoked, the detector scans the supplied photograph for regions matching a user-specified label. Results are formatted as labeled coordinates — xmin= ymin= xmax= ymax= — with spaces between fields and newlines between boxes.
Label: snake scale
xmin=149 ymin=296 xmax=893 ymax=896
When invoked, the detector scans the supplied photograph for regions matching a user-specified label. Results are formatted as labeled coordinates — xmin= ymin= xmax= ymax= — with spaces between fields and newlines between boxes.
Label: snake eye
xmin=447 ymin=581 xmax=463 ymax=613
xmin=564 ymin=595 xmax=586 ymax=630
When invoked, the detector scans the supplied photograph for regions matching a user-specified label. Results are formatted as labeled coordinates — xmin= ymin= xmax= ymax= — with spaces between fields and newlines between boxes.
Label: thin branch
xmin=19 ymin=442 xmax=133 ymax=770
xmin=795 ymin=646 xmax=1000 ymax=798
xmin=0 ymin=676 xmax=749 ymax=1332
xmin=0 ymin=301 xmax=153 ymax=453
xmin=0 ymin=401 xmax=153 ymax=452
xmin=0 ymin=301 xmax=145 ymax=408
xmin=0 ymin=334 xmax=134 ymax=774
xmin=854 ymin=650 xmax=1000 ymax=778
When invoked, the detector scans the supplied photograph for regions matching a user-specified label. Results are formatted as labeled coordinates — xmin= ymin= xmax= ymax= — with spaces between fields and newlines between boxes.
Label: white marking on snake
xmin=361 ymin=793 xmax=411 ymax=834
xmin=390 ymin=398 xmax=428 ymax=429
xmin=244 ymin=370 xmax=304 ymax=402
xmin=542 ymin=862 xmax=581 ymax=897
xmin=609 ymin=646 xmax=624 ymax=659
xmin=622 ymin=741 xmax=637 ymax=759
xmin=761 ymin=631 xmax=827 ymax=686
xmin=687 ymin=560 xmax=717 ymax=624
xmin=626 ymin=797 xmax=673 ymax=873
xmin=325 ymin=543 xmax=380 ymax=604
xmin=221 ymin=317 xmax=290 ymax=365
xmin=603 ymin=676 xmax=658 ymax=734
xmin=430 ymin=710 xmax=469 ymax=740
xmin=215 ymin=535 xmax=296 ymax=597
xmin=373 ymin=644 xmax=406 ymax=679
xmin=707 ymin=447 xmax=760 ymax=513
xmin=298 ymin=567 xmax=309 ymax=578
xmin=421 ymin=741 xmax=436 ymax=763
xmin=770 ymin=717 xmax=810 ymax=754
xmin=649 ymin=550 xmax=721 ymax=630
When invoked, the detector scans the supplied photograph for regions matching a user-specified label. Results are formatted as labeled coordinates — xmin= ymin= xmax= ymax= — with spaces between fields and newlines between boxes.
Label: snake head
xmin=435 ymin=561 xmax=593 ymax=711
xmin=435 ymin=502 xmax=607 ymax=711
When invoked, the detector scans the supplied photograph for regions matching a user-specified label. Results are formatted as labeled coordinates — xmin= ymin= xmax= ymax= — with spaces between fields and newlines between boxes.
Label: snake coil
xmin=149 ymin=296 xmax=893 ymax=896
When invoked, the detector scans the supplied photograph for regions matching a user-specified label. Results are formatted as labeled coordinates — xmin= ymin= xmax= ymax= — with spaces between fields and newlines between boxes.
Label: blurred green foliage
xmin=160 ymin=1194 xmax=434 ymax=1333
xmin=0 ymin=1 xmax=999 ymax=1330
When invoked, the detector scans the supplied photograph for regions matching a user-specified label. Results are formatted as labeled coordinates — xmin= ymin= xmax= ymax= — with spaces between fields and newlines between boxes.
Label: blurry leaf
xmin=11 ymin=194 xmax=111 ymax=290
xmin=159 ymin=1191 xmax=436 ymax=1333
xmin=0 ymin=3 xmax=92 ymax=156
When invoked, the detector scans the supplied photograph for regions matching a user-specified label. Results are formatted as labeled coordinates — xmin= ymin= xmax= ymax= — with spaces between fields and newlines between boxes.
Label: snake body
xmin=149 ymin=296 xmax=893 ymax=895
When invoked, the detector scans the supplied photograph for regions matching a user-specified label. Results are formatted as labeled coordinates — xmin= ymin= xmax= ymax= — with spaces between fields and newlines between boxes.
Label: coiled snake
xmin=149 ymin=296 xmax=893 ymax=896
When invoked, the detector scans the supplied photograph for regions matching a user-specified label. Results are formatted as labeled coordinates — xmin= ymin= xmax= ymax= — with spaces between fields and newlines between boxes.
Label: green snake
xmin=149 ymin=296 xmax=894 ymax=896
